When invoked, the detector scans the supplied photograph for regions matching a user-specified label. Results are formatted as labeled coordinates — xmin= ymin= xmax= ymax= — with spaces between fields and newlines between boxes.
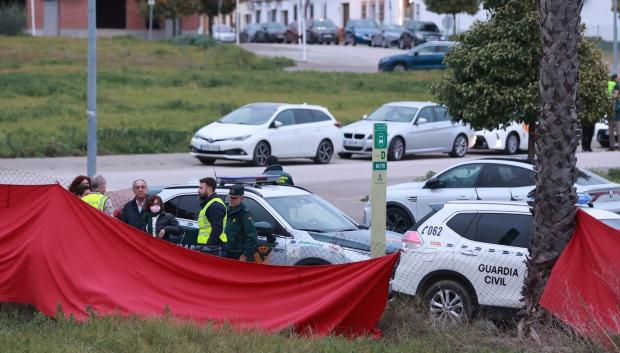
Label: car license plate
xmin=344 ymin=140 xmax=363 ymax=147
xmin=201 ymin=144 xmax=220 ymax=152
xmin=324 ymin=34 xmax=333 ymax=38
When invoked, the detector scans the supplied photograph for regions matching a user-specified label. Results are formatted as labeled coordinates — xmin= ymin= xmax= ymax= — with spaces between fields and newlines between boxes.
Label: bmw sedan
xmin=339 ymin=101 xmax=475 ymax=161
xmin=379 ymin=41 xmax=455 ymax=71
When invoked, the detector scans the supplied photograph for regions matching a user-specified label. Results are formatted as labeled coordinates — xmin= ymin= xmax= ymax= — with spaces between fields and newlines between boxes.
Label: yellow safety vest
xmin=608 ymin=81 xmax=617 ymax=98
xmin=81 ymin=192 xmax=108 ymax=211
xmin=197 ymin=198 xmax=228 ymax=245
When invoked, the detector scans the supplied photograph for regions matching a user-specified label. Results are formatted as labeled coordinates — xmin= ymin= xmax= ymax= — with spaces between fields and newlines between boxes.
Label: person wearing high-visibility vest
xmin=81 ymin=174 xmax=114 ymax=216
xmin=197 ymin=177 xmax=227 ymax=253
xmin=610 ymin=74 xmax=620 ymax=151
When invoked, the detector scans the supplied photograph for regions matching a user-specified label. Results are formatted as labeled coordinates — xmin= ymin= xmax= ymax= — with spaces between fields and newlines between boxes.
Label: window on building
xmin=245 ymin=14 xmax=251 ymax=26
xmin=310 ymin=4 xmax=314 ymax=19
xmin=255 ymin=10 xmax=261 ymax=23
xmin=97 ymin=0 xmax=126 ymax=29
xmin=361 ymin=2 xmax=367 ymax=19
xmin=271 ymin=9 xmax=277 ymax=22
xmin=282 ymin=10 xmax=288 ymax=25
xmin=379 ymin=1 xmax=385 ymax=22
xmin=294 ymin=5 xmax=298 ymax=21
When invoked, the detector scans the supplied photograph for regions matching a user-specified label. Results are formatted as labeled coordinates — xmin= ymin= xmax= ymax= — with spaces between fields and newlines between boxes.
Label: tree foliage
xmin=432 ymin=0 xmax=608 ymax=132
xmin=197 ymin=0 xmax=236 ymax=35
xmin=134 ymin=0 xmax=199 ymax=21
xmin=425 ymin=0 xmax=480 ymax=16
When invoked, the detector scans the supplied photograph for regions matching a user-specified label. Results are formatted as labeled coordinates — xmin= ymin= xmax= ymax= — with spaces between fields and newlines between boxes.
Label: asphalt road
xmin=240 ymin=43 xmax=402 ymax=72
xmin=2 ymin=149 xmax=617 ymax=222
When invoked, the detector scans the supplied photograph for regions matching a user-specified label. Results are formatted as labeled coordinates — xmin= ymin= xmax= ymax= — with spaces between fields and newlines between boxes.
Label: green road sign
xmin=373 ymin=162 xmax=387 ymax=170
xmin=374 ymin=123 xmax=387 ymax=149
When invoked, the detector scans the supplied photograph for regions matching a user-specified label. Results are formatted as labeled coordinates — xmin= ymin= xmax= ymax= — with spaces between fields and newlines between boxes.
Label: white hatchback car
xmin=364 ymin=158 xmax=620 ymax=233
xmin=473 ymin=122 xmax=529 ymax=155
xmin=393 ymin=201 xmax=620 ymax=322
xmin=339 ymin=101 xmax=476 ymax=161
xmin=190 ymin=103 xmax=342 ymax=166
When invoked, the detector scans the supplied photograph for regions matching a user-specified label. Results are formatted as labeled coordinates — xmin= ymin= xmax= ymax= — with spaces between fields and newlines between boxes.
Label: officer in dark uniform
xmin=224 ymin=184 xmax=258 ymax=262
xmin=263 ymin=156 xmax=294 ymax=186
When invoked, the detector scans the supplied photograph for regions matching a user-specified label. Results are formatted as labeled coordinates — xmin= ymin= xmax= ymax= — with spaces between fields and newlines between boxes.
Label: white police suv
xmin=155 ymin=176 xmax=401 ymax=266
xmin=393 ymin=201 xmax=620 ymax=323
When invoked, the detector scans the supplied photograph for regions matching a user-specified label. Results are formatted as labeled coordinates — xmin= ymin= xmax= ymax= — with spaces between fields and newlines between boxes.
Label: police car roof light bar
xmin=216 ymin=175 xmax=281 ymax=185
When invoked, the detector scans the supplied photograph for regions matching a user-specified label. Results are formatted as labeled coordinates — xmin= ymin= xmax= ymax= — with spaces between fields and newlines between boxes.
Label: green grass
xmin=0 ymin=35 xmax=442 ymax=157
xmin=591 ymin=168 xmax=620 ymax=184
xmin=0 ymin=299 xmax=602 ymax=353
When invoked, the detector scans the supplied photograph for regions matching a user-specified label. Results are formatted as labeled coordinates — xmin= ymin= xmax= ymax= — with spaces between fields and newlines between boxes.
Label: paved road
xmin=2 ymin=149 xmax=618 ymax=222
xmin=240 ymin=43 xmax=402 ymax=72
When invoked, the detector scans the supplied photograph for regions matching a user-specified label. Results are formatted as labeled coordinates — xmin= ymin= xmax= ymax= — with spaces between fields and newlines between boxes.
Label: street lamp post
xmin=614 ymin=0 xmax=618 ymax=74
xmin=236 ymin=0 xmax=240 ymax=44
xmin=87 ymin=0 xmax=97 ymax=176
xmin=30 ymin=0 xmax=36 ymax=36
xmin=148 ymin=0 xmax=155 ymax=40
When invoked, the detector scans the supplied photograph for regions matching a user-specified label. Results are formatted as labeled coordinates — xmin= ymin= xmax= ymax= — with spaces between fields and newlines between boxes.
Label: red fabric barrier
xmin=540 ymin=209 xmax=620 ymax=345
xmin=0 ymin=184 xmax=398 ymax=336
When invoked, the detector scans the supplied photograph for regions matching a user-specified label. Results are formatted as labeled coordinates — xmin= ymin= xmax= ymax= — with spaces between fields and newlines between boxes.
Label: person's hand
xmin=158 ymin=229 xmax=165 ymax=238
xmin=239 ymin=254 xmax=247 ymax=262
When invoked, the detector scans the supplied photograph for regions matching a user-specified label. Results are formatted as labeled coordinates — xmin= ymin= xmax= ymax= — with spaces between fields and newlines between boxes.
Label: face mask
xmin=150 ymin=205 xmax=161 ymax=214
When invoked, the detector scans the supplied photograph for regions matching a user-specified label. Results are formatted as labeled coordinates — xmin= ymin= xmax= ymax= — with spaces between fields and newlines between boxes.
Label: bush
xmin=0 ymin=3 xmax=26 ymax=36
xmin=167 ymin=34 xmax=218 ymax=49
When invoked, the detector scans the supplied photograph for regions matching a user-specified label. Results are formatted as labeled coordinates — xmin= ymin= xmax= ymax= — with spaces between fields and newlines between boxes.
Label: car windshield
xmin=352 ymin=20 xmax=377 ymax=29
xmin=601 ymin=219 xmax=620 ymax=231
xmin=576 ymin=169 xmax=612 ymax=186
xmin=218 ymin=106 xmax=277 ymax=125
xmin=414 ymin=22 xmax=440 ymax=32
xmin=313 ymin=19 xmax=336 ymax=28
xmin=214 ymin=25 xmax=233 ymax=33
xmin=266 ymin=194 xmax=358 ymax=232
xmin=385 ymin=24 xmax=403 ymax=32
xmin=266 ymin=22 xmax=286 ymax=30
xmin=367 ymin=106 xmax=418 ymax=122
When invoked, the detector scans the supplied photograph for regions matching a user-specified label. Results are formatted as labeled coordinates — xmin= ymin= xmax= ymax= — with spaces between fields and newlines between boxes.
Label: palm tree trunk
xmin=520 ymin=0 xmax=583 ymax=336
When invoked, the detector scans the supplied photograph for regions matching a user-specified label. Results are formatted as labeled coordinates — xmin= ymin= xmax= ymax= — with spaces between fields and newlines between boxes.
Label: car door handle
xmin=456 ymin=195 xmax=470 ymax=200
xmin=512 ymin=195 xmax=524 ymax=201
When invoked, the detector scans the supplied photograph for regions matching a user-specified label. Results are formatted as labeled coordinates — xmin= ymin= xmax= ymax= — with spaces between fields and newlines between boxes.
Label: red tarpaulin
xmin=0 ymin=184 xmax=398 ymax=336
xmin=540 ymin=209 xmax=620 ymax=345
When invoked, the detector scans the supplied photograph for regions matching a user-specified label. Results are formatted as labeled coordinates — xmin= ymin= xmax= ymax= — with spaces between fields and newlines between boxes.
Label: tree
xmin=197 ymin=0 xmax=236 ymax=36
xmin=134 ymin=0 xmax=199 ymax=36
xmin=520 ymin=0 xmax=583 ymax=337
xmin=424 ymin=0 xmax=480 ymax=36
xmin=432 ymin=0 xmax=608 ymax=160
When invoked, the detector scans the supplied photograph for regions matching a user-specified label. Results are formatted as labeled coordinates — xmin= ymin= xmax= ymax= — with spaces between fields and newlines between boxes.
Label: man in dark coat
xmin=224 ymin=185 xmax=258 ymax=262
xmin=263 ymin=156 xmax=294 ymax=186
xmin=120 ymin=179 xmax=148 ymax=229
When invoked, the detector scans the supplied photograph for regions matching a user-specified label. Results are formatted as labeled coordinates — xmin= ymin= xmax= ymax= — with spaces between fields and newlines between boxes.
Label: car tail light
xmin=334 ymin=121 xmax=341 ymax=128
xmin=402 ymin=231 xmax=424 ymax=250
xmin=589 ymin=189 xmax=620 ymax=202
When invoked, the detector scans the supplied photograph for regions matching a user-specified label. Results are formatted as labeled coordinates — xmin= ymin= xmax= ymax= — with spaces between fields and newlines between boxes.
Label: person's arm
xmin=242 ymin=212 xmax=258 ymax=262
xmin=162 ymin=213 xmax=183 ymax=236
xmin=104 ymin=198 xmax=115 ymax=216
xmin=205 ymin=202 xmax=226 ymax=246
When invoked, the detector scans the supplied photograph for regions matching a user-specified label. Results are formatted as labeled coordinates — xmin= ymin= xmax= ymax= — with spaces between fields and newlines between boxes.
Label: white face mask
xmin=150 ymin=205 xmax=161 ymax=214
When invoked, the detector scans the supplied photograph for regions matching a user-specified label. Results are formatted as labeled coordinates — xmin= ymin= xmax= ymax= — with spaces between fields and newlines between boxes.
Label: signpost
xmin=370 ymin=123 xmax=387 ymax=258
xmin=148 ymin=0 xmax=155 ymax=40
xmin=86 ymin=0 xmax=97 ymax=177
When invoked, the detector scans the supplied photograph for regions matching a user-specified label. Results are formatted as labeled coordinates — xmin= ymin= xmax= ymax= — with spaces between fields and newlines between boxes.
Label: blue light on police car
xmin=576 ymin=192 xmax=592 ymax=205
xmin=217 ymin=175 xmax=281 ymax=184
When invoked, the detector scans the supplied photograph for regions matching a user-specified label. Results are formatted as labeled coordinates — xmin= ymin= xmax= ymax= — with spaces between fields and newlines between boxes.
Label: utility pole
xmin=30 ymin=0 xmax=36 ymax=35
xmin=236 ymin=0 xmax=240 ymax=44
xmin=301 ymin=0 xmax=307 ymax=61
xmin=87 ymin=0 xmax=97 ymax=177
xmin=614 ymin=0 xmax=618 ymax=74
xmin=148 ymin=0 xmax=155 ymax=40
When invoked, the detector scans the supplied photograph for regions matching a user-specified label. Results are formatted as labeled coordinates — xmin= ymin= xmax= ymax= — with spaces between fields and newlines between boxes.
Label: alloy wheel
xmin=429 ymin=289 xmax=465 ymax=324
xmin=315 ymin=140 xmax=333 ymax=164
xmin=253 ymin=142 xmax=270 ymax=166
xmin=392 ymin=138 xmax=405 ymax=160
xmin=454 ymin=135 xmax=467 ymax=157
xmin=506 ymin=134 xmax=519 ymax=154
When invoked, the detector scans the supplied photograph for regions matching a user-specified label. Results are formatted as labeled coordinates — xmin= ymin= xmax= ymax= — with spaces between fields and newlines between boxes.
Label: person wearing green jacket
xmin=224 ymin=184 xmax=258 ymax=262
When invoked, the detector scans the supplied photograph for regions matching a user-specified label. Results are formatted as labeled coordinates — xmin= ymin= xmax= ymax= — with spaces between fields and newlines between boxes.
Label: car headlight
xmin=193 ymin=134 xmax=201 ymax=140
xmin=415 ymin=33 xmax=424 ymax=40
xmin=367 ymin=134 xmax=373 ymax=139
xmin=225 ymin=135 xmax=251 ymax=141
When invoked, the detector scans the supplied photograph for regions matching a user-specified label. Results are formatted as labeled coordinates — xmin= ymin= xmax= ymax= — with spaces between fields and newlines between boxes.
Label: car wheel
xmin=295 ymin=258 xmax=331 ymax=266
xmin=344 ymin=35 xmax=350 ymax=45
xmin=392 ymin=63 xmax=407 ymax=72
xmin=449 ymin=134 xmax=468 ymax=158
xmin=504 ymin=133 xmax=520 ymax=155
xmin=252 ymin=141 xmax=271 ymax=166
xmin=423 ymin=280 xmax=474 ymax=324
xmin=386 ymin=206 xmax=413 ymax=233
xmin=338 ymin=152 xmax=352 ymax=159
xmin=197 ymin=157 xmax=215 ymax=165
xmin=314 ymin=139 xmax=333 ymax=164
xmin=383 ymin=39 xmax=388 ymax=48
xmin=388 ymin=137 xmax=405 ymax=161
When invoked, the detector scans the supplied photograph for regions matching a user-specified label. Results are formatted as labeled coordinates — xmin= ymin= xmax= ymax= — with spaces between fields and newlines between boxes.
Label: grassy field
xmin=0 ymin=299 xmax=603 ymax=353
xmin=0 ymin=35 xmax=441 ymax=158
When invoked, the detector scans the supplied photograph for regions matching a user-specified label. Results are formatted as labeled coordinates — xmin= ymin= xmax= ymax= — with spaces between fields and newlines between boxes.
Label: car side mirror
xmin=271 ymin=120 xmax=283 ymax=129
xmin=425 ymin=177 xmax=441 ymax=189
xmin=255 ymin=221 xmax=276 ymax=242
xmin=416 ymin=117 xmax=427 ymax=125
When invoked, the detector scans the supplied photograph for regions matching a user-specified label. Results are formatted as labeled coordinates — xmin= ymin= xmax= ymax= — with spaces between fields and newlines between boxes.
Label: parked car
xmin=212 ymin=25 xmax=235 ymax=43
xmin=240 ymin=23 xmax=261 ymax=42
xmin=372 ymin=23 xmax=404 ymax=47
xmin=156 ymin=176 xmax=402 ymax=266
xmin=473 ymin=122 xmax=529 ymax=155
xmin=364 ymin=158 xmax=620 ymax=233
xmin=307 ymin=18 xmax=339 ymax=44
xmin=596 ymin=119 xmax=617 ymax=148
xmin=190 ymin=103 xmax=342 ymax=166
xmin=378 ymin=41 xmax=455 ymax=71
xmin=340 ymin=101 xmax=475 ymax=161
xmin=393 ymin=201 xmax=620 ymax=322
xmin=285 ymin=21 xmax=299 ymax=43
xmin=258 ymin=22 xmax=287 ymax=43
xmin=399 ymin=20 xmax=443 ymax=49
xmin=344 ymin=19 xmax=380 ymax=46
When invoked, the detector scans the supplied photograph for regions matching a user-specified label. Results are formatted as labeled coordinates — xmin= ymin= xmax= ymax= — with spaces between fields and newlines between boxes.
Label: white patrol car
xmin=393 ymin=201 xmax=620 ymax=322
xmin=155 ymin=176 xmax=401 ymax=266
